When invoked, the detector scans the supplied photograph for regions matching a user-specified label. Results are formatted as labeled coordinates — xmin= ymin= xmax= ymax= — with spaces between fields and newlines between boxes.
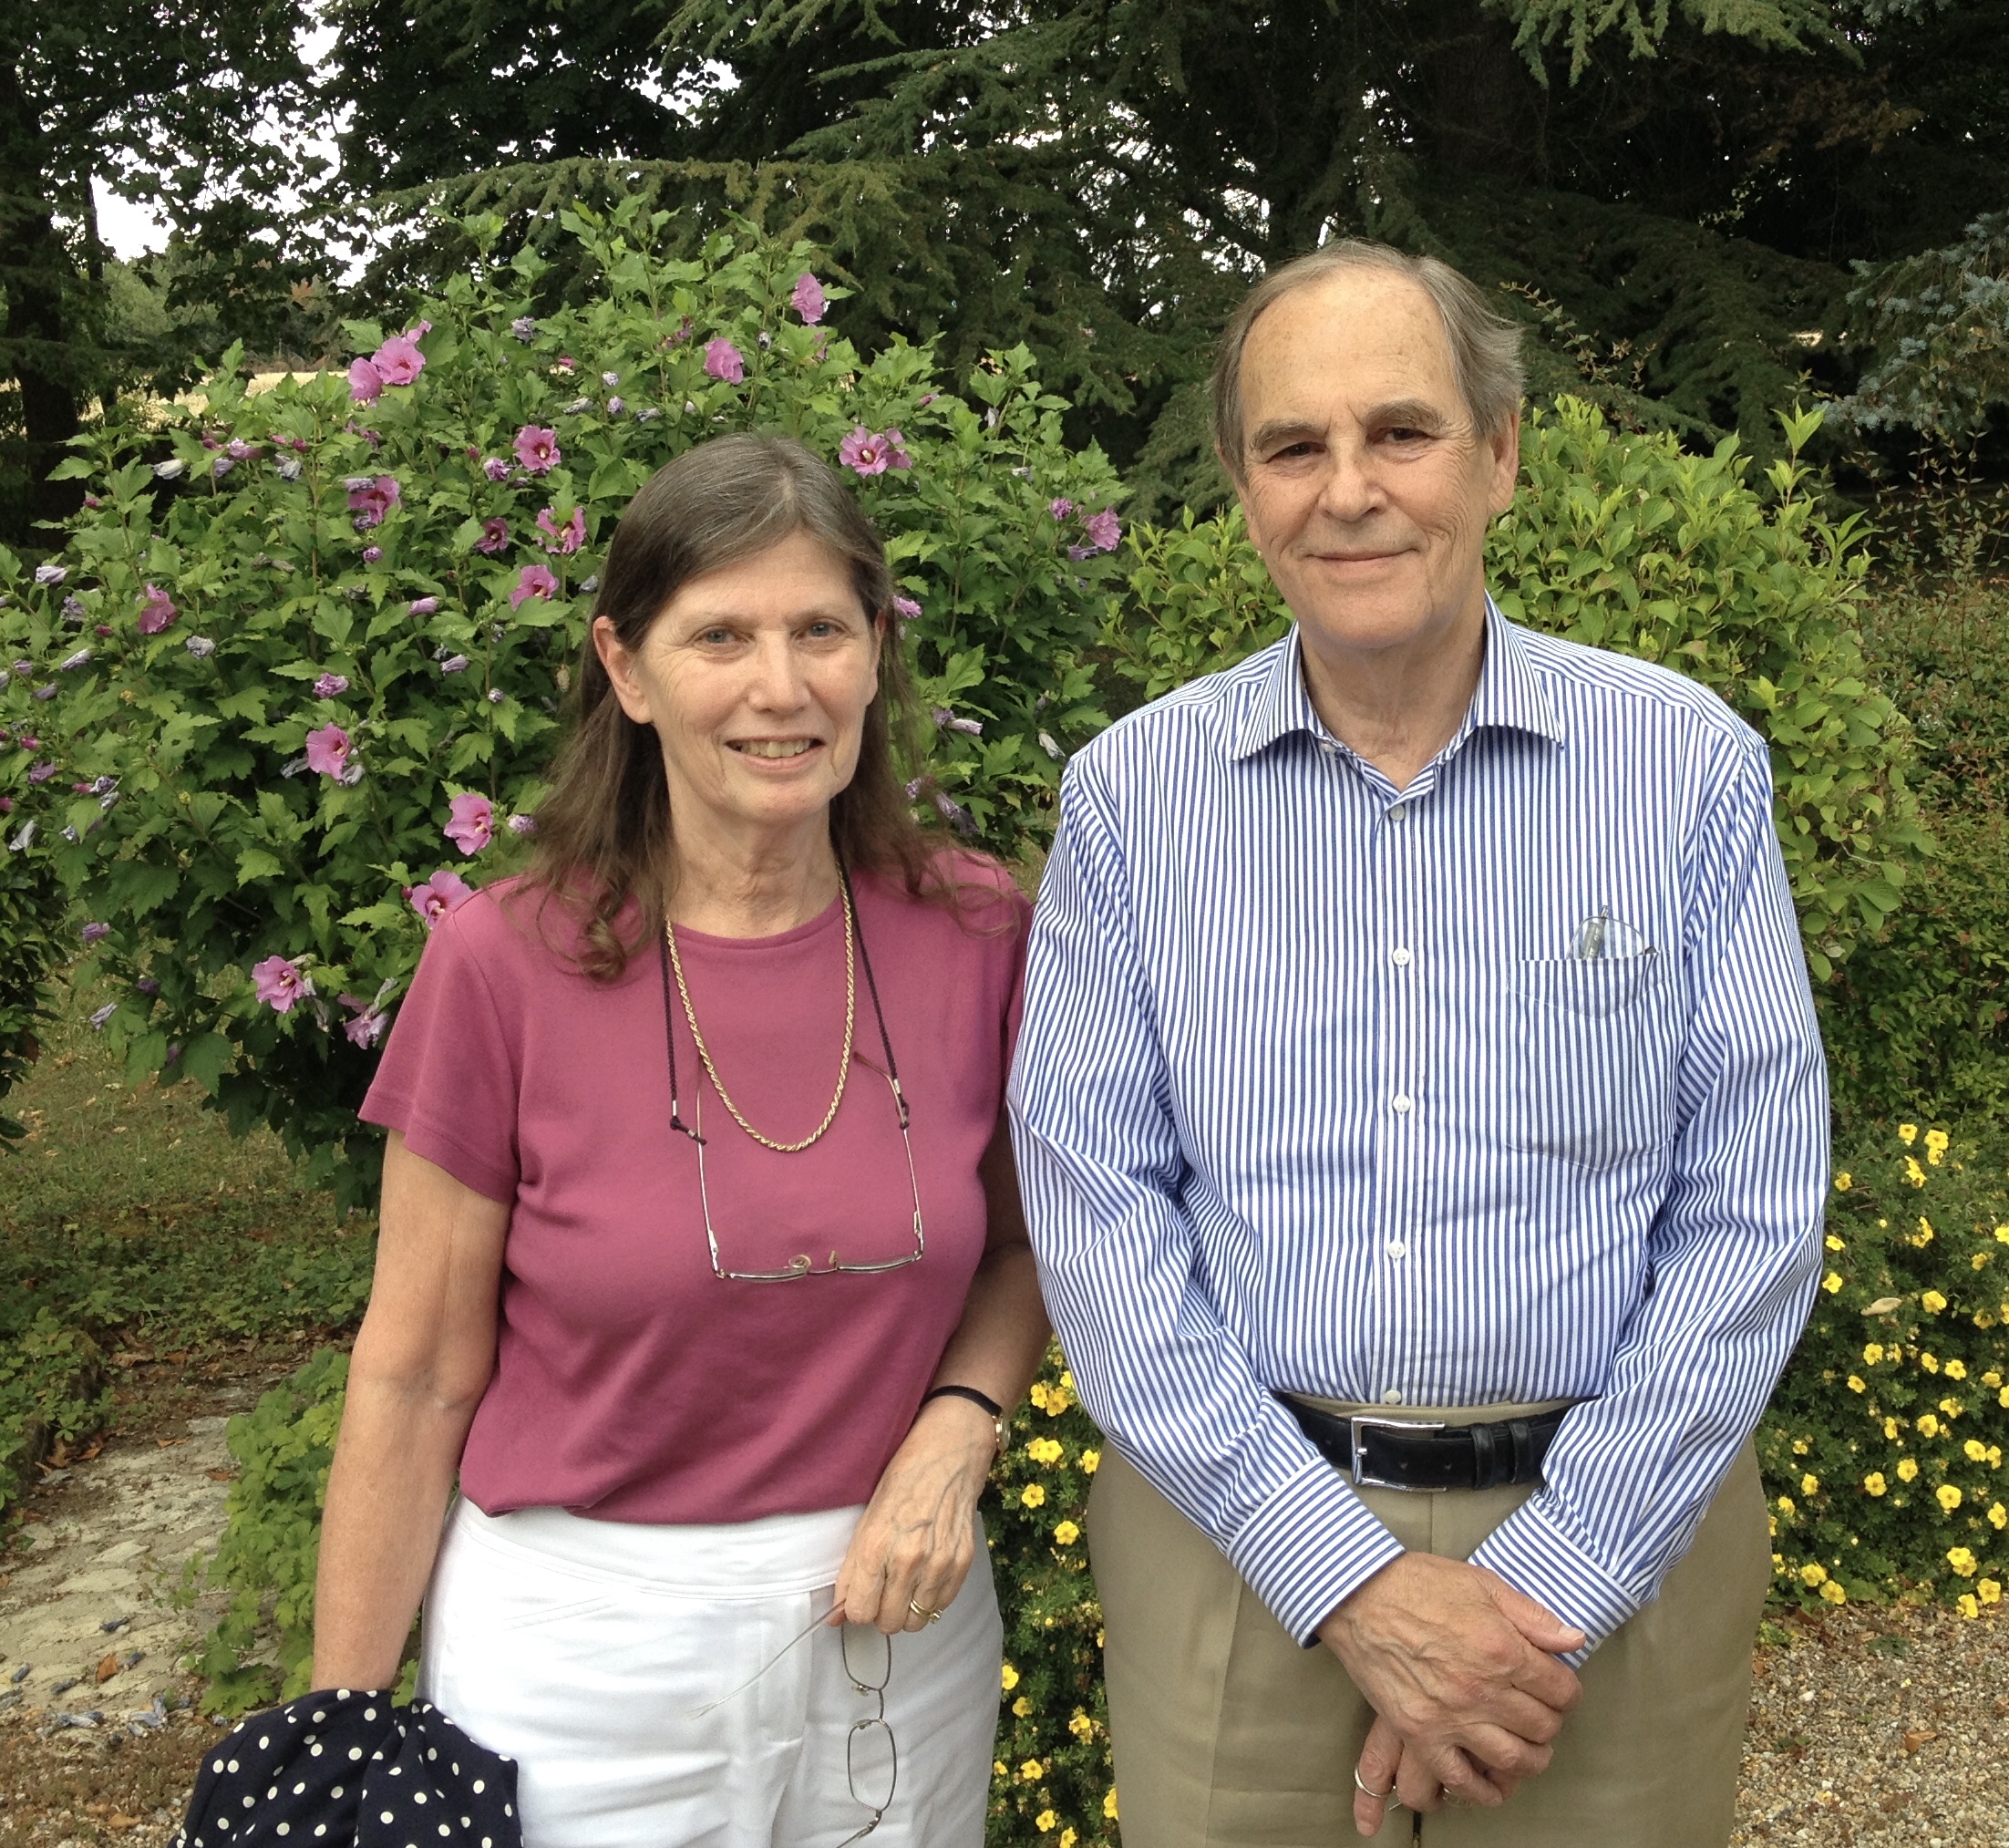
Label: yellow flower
xmin=1036 ymin=1810 xmax=1058 ymax=1832
xmin=1918 ymin=1413 xmax=1941 ymax=1439
xmin=1800 ymin=1473 xmax=1819 ymax=1496
xmin=1906 ymin=1160 xmax=1927 ymax=1190
xmin=1044 ymin=1390 xmax=1072 ymax=1419
xmin=1013 ymin=1697 xmax=1033 ymax=1718
xmin=1898 ymin=1458 xmax=1920 ymax=1481
xmin=1768 ymin=1513 xmax=1778 ymax=1536
xmin=1945 ymin=1358 xmax=1968 ymax=1380
xmin=1819 ymin=1580 xmax=1847 ymax=1605
xmin=1822 ymin=1272 xmax=1843 ymax=1295
xmin=1922 ymin=1290 xmax=1948 ymax=1314
xmin=1847 ymin=1376 xmax=1866 ymax=1393
xmin=1069 ymin=1711 xmax=1095 ymax=1740
xmin=1864 ymin=1472 xmax=1887 ymax=1496
xmin=1966 ymin=1440 xmax=1989 ymax=1463
xmin=1986 ymin=1371 xmax=2004 ymax=1388
xmin=1923 ymin=1127 xmax=1948 ymax=1151
xmin=1079 ymin=1450 xmax=1100 ymax=1475
xmin=1941 ymin=1398 xmax=1962 ymax=1418
xmin=1996 ymin=1225 xmax=2009 ymax=1244
xmin=1792 ymin=1438 xmax=1809 ymax=1456
xmin=2001 ymin=1387 xmax=2009 ymax=1409
xmin=1061 ymin=1833 xmax=1078 ymax=1848
xmin=1021 ymin=1483 xmax=1046 ymax=1508
xmin=1776 ymin=1496 xmax=1796 ymax=1516
xmin=1021 ymin=1760 xmax=1045 ymax=1782
xmin=1946 ymin=1545 xmax=1978 ymax=1576
xmin=1980 ymin=1580 xmax=2004 ymax=1605
xmin=1833 ymin=1172 xmax=1852 ymax=1192
xmin=1937 ymin=1484 xmax=1963 ymax=1512
xmin=994 ymin=1760 xmax=1009 ymax=1778
xmin=1958 ymin=1594 xmax=1980 ymax=1620
xmin=1921 ymin=1353 xmax=1941 ymax=1373
xmin=1978 ymin=1254 xmax=1994 ymax=1272
xmin=1027 ymin=1437 xmax=1064 ymax=1464
xmin=1825 ymin=1233 xmax=1846 ymax=1251
xmin=1799 ymin=1562 xmax=1828 ymax=1587
xmin=1028 ymin=1382 xmax=1050 ymax=1410
xmin=1054 ymin=1521 xmax=1081 ymax=1546
xmin=1884 ymin=1417 xmax=1901 ymax=1440
xmin=1002 ymin=1663 xmax=1020 ymax=1691
xmin=1105 ymin=1790 xmax=1120 ymax=1822
xmin=1989 ymin=1503 xmax=2008 ymax=1530
xmin=1863 ymin=1343 xmax=1885 ymax=1365
xmin=1060 ymin=1369 xmax=1075 ymax=1390
xmin=1898 ymin=1123 xmax=1918 ymax=1143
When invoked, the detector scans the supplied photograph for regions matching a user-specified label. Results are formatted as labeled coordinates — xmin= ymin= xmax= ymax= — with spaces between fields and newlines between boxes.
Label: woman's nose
xmin=745 ymin=634 xmax=810 ymax=709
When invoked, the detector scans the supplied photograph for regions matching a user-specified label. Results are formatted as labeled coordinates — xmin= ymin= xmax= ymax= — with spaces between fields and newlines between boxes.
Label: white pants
xmin=417 ymin=1498 xmax=1003 ymax=1848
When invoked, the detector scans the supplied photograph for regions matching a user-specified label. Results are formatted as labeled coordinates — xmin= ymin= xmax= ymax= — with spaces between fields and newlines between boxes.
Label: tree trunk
xmin=0 ymin=55 xmax=84 ymax=541
xmin=1418 ymin=9 xmax=1548 ymax=184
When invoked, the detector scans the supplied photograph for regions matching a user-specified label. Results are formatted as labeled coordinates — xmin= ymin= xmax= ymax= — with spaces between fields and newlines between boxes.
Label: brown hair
xmin=525 ymin=433 xmax=952 ymax=979
xmin=1212 ymin=241 xmax=1525 ymax=480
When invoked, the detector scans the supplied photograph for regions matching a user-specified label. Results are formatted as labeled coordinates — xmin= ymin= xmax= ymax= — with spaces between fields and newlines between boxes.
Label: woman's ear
xmin=592 ymin=615 xmax=654 ymax=726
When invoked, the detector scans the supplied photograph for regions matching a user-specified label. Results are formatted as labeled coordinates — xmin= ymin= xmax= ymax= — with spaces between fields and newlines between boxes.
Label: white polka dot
xmin=471 ymin=1781 xmax=483 ymax=1794
xmin=312 ymin=1710 xmax=325 ymax=1722
xmin=365 ymin=1706 xmax=377 ymax=1720
xmin=349 ymin=1746 xmax=364 ymax=1760
xmin=227 ymin=1760 xmax=240 ymax=1772
xmin=293 ymin=1782 xmax=305 ymax=1795
xmin=331 ymin=1787 xmax=344 ymax=1801
xmin=314 ymin=1829 xmax=327 ymax=1839
xmin=243 ymin=1796 xmax=256 ymax=1808
xmin=259 ymin=1735 xmax=271 ymax=1748
xmin=380 ymin=1813 xmax=396 ymax=1826
xmin=336 ymin=1688 xmax=351 ymax=1698
xmin=212 ymin=1760 xmax=225 ymax=1773
xmin=309 ymin=1744 xmax=323 ymax=1757
xmin=277 ymin=1828 xmax=289 ymax=1838
xmin=414 ymin=1791 xmax=428 ymax=1804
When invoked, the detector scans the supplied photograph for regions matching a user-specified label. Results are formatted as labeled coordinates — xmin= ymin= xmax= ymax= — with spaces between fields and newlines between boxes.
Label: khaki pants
xmin=1089 ymin=1401 xmax=1770 ymax=1848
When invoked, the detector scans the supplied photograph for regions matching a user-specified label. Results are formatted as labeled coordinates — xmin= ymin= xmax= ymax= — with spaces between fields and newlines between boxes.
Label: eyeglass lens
xmin=837 ymin=1625 xmax=897 ymax=1841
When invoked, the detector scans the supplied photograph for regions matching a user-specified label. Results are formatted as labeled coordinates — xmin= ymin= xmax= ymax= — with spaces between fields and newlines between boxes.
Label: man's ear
xmin=1486 ymin=414 xmax=1522 ymax=518
xmin=592 ymin=615 xmax=654 ymax=726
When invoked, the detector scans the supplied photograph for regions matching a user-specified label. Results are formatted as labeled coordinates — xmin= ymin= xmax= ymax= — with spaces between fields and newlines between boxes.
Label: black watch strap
xmin=922 ymin=1383 xmax=1007 ymax=1451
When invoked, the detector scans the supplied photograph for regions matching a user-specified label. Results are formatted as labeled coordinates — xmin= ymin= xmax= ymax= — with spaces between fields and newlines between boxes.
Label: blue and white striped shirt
xmin=1008 ymin=602 xmax=1828 ymax=1653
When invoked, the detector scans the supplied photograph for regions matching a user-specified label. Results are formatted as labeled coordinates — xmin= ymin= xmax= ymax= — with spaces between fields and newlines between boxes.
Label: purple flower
xmin=602 ymin=370 xmax=621 ymax=387
xmin=340 ymin=1003 xmax=388 ymax=1048
xmin=211 ymin=455 xmax=235 ymax=480
xmin=312 ymin=673 xmax=350 ymax=698
xmin=20 ymin=735 xmax=40 ymax=750
xmin=137 ymin=583 xmax=178 ymax=635
xmin=304 ymin=723 xmax=352 ymax=778
xmin=904 ymin=777 xmax=926 ymax=801
xmin=276 ymin=457 xmax=303 ymax=481
xmin=488 ymin=687 xmax=505 ymax=705
xmin=58 ymin=648 xmax=91 ymax=671
xmin=372 ymin=333 xmax=426 ymax=387
xmin=346 ymin=475 xmax=402 ymax=529
xmin=80 ymin=921 xmax=110 ymax=944
xmin=535 ymin=505 xmax=585 ymax=555
xmin=138 ymin=978 xmax=160 ymax=996
xmin=1085 ymin=509 xmax=1122 ymax=552
xmin=791 ymin=272 xmax=827 ymax=325
xmin=408 ymin=596 xmax=439 ymax=616
xmin=186 ymin=635 xmax=216 ymax=658
xmin=510 ymin=315 xmax=538 ymax=342
xmin=226 ymin=439 xmax=260 ymax=461
xmin=9 ymin=659 xmax=26 ymax=674
xmin=703 ymin=338 xmax=745 ymax=384
xmin=252 ymin=955 xmax=314 ymax=1014
xmin=514 ymin=426 xmax=560 ymax=474
xmin=63 ymin=597 xmax=85 ymax=621
xmin=444 ymin=791 xmax=496 ymax=855
xmin=361 ymin=545 xmax=383 ymax=564
xmin=153 ymin=459 xmax=186 ymax=480
xmin=882 ymin=428 xmax=912 ymax=470
xmin=840 ymin=428 xmax=901 ymax=476
xmin=476 ymin=517 xmax=511 ymax=555
xmin=934 ymin=791 xmax=977 ymax=837
xmin=88 ymin=1002 xmax=118 ymax=1031
xmin=1048 ymin=498 xmax=1075 ymax=521
xmin=95 ymin=624 xmax=112 ymax=637
xmin=606 ymin=397 xmax=624 ymax=417
xmin=482 ymin=457 xmax=511 ymax=481
xmin=892 ymin=594 xmax=922 ymax=621
xmin=510 ymin=562 xmax=559 ymax=608
xmin=407 ymin=869 xmax=475 ymax=931
xmin=348 ymin=356 xmax=384 ymax=403
xmin=0 ymin=797 xmax=13 ymax=816
xmin=35 ymin=564 xmax=67 ymax=587
xmin=507 ymin=812 xmax=537 ymax=837
xmin=32 ymin=684 xmax=56 ymax=701
xmin=439 ymin=655 xmax=471 ymax=675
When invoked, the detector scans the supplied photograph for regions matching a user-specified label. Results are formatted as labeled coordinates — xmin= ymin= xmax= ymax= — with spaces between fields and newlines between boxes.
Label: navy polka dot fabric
xmin=173 ymin=1688 xmax=521 ymax=1848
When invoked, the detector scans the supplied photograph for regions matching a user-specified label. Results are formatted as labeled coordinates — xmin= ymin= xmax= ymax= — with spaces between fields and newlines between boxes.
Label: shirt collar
xmin=1228 ymin=596 xmax=1563 ymax=762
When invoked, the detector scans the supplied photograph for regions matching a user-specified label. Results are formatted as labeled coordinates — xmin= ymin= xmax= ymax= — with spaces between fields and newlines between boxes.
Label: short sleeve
xmin=360 ymin=899 xmax=522 ymax=1203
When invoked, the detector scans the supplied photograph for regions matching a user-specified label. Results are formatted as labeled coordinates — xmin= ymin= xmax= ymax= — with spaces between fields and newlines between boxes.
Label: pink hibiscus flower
xmin=407 ymin=869 xmax=475 ymax=931
xmin=1085 ymin=509 xmax=1122 ymax=552
xmin=346 ymin=475 xmax=402 ymax=529
xmin=252 ymin=955 xmax=313 ymax=1014
xmin=839 ymin=427 xmax=900 ymax=476
xmin=304 ymin=723 xmax=352 ymax=779
xmin=791 ymin=273 xmax=827 ymax=325
xmin=137 ymin=583 xmax=178 ymax=635
xmin=535 ymin=505 xmax=586 ymax=554
xmin=514 ymin=426 xmax=561 ymax=474
xmin=372 ymin=333 xmax=427 ymax=387
xmin=476 ymin=517 xmax=510 ymax=555
xmin=510 ymin=562 xmax=559 ymax=608
xmin=444 ymin=791 xmax=496 ymax=856
xmin=703 ymin=338 xmax=745 ymax=383
xmin=347 ymin=356 xmax=384 ymax=404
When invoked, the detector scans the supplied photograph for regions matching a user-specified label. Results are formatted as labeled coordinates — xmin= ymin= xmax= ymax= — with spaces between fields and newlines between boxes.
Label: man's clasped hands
xmin=1320 ymin=1553 xmax=1588 ymax=1838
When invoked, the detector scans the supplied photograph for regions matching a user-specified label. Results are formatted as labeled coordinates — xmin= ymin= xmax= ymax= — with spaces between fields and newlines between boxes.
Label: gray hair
xmin=1211 ymin=242 xmax=1525 ymax=478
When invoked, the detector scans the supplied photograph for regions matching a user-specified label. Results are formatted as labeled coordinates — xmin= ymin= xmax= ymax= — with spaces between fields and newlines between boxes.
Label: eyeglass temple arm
xmin=658 ymin=932 xmax=706 ymax=1145
xmin=840 ymin=855 xmax=910 ymax=1130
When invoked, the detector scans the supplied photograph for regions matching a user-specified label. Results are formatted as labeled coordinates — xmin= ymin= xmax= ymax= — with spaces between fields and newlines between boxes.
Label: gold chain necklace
xmin=664 ymin=874 xmax=857 ymax=1153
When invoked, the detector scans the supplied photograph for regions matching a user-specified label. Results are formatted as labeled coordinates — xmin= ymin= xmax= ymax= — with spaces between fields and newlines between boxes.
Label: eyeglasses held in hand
xmin=837 ymin=1622 xmax=898 ymax=1844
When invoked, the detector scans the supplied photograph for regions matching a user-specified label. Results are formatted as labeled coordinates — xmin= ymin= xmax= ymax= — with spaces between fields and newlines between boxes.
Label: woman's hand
xmin=1351 ymin=1711 xmax=1524 ymax=1837
xmin=833 ymin=1395 xmax=999 ymax=1634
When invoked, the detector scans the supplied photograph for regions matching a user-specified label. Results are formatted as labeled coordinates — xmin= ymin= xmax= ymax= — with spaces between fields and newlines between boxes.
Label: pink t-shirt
xmin=359 ymin=857 xmax=1029 ymax=1525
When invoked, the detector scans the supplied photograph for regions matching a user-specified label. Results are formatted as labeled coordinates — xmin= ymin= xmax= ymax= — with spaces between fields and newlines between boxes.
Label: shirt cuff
xmin=1466 ymin=1494 xmax=1642 ymax=1665
xmin=1224 ymin=1458 xmax=1407 ymax=1645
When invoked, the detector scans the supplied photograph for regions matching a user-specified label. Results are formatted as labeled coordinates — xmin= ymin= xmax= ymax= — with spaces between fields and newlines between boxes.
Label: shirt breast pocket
xmin=1508 ymin=955 xmax=1674 ymax=1172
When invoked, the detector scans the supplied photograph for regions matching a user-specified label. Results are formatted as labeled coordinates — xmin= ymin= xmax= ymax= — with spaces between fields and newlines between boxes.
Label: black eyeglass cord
xmin=660 ymin=850 xmax=904 ymax=1147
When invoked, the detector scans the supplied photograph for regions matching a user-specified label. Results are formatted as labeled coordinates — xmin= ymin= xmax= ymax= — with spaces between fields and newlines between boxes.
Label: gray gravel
xmin=1733 ymin=1602 xmax=2009 ymax=1846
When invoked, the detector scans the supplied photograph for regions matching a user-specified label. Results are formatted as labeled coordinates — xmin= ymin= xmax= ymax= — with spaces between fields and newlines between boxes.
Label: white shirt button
xmin=1391 ymin=1093 xmax=1412 ymax=1114
xmin=1382 ymin=1388 xmax=1404 ymax=1406
xmin=1386 ymin=1239 xmax=1407 ymax=1258
xmin=1320 ymin=739 xmax=1339 ymax=755
xmin=1391 ymin=947 xmax=1412 ymax=966
xmin=1386 ymin=804 xmax=1406 ymax=822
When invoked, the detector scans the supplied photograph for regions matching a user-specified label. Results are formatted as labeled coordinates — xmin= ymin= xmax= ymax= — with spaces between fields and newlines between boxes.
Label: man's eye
xmin=1267 ymin=441 xmax=1319 ymax=462
xmin=1385 ymin=427 xmax=1431 ymax=444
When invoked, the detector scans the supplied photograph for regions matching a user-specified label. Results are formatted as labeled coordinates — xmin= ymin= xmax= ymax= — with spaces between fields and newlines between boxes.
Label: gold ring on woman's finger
xmin=1351 ymin=1767 xmax=1393 ymax=1802
xmin=908 ymin=1598 xmax=943 ymax=1624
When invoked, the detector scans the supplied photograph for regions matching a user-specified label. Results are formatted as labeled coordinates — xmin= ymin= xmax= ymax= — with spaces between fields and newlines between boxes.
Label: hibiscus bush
xmin=1 ymin=196 xmax=1124 ymax=1206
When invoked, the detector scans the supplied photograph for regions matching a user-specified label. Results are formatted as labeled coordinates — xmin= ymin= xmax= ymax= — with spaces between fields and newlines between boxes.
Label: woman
xmin=311 ymin=433 xmax=1047 ymax=1847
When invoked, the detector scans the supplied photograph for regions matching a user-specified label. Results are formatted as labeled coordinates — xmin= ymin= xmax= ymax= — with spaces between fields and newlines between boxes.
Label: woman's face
xmin=593 ymin=527 xmax=884 ymax=851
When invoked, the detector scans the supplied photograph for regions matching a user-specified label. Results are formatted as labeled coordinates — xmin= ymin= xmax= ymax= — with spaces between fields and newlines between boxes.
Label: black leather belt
xmin=1280 ymin=1396 xmax=1574 ymax=1492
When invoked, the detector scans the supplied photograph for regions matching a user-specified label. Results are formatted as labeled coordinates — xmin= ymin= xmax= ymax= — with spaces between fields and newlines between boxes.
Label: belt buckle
xmin=1348 ymin=1415 xmax=1447 ymax=1492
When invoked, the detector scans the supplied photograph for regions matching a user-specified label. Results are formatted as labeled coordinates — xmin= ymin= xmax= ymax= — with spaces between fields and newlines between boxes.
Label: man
xmin=1007 ymin=243 xmax=1827 ymax=1846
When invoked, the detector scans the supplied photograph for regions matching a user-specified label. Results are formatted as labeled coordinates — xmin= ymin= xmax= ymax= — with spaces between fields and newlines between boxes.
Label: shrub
xmin=1106 ymin=398 xmax=1926 ymax=980
xmin=3 ymin=197 xmax=1123 ymax=1208
xmin=1761 ymin=1121 xmax=2009 ymax=1617
xmin=0 ymin=1307 xmax=108 ymax=1523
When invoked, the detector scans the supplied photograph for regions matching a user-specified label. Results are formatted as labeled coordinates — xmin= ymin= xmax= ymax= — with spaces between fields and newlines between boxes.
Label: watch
xmin=922 ymin=1383 xmax=1008 ymax=1454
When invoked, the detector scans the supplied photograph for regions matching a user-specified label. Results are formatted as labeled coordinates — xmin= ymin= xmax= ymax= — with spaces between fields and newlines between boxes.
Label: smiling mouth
xmin=729 ymin=738 xmax=819 ymax=759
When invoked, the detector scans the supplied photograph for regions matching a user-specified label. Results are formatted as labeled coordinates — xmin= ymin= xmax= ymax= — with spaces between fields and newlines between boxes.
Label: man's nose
xmin=1314 ymin=440 xmax=1382 ymax=521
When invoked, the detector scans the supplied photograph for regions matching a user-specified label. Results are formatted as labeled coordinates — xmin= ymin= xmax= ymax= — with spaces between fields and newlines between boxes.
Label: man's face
xmin=1230 ymin=271 xmax=1519 ymax=665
